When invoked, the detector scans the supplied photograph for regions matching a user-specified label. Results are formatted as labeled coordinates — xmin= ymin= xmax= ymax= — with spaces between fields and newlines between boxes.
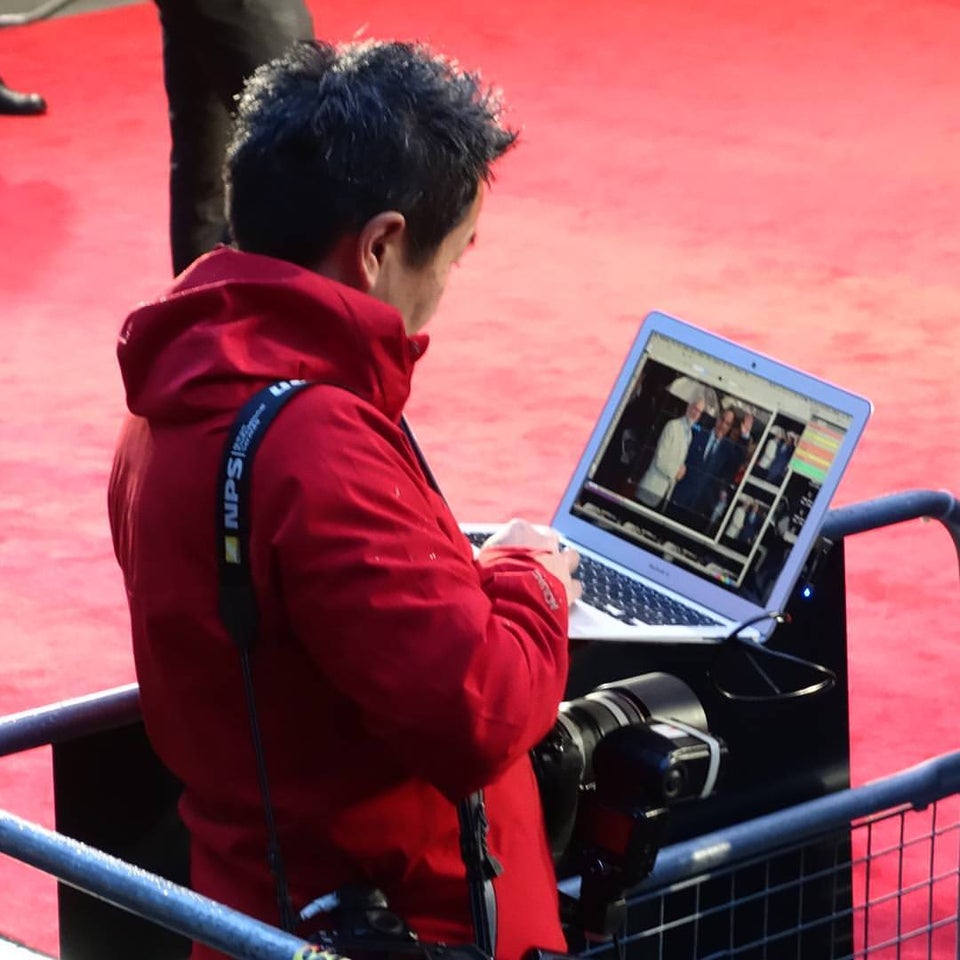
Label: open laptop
xmin=462 ymin=311 xmax=872 ymax=644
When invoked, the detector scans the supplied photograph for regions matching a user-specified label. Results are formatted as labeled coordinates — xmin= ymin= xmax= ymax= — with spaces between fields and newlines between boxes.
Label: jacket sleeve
xmin=252 ymin=389 xmax=570 ymax=802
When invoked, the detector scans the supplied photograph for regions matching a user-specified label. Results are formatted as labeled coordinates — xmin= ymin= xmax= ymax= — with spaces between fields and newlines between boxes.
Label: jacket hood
xmin=117 ymin=247 xmax=428 ymax=424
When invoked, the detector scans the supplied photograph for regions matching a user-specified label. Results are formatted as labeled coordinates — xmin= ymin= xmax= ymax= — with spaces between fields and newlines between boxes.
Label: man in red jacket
xmin=108 ymin=39 xmax=580 ymax=960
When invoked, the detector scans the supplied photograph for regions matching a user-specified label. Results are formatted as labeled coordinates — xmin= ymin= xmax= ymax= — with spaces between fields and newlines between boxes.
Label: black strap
xmin=218 ymin=378 xmax=316 ymax=652
xmin=458 ymin=792 xmax=501 ymax=956
xmin=216 ymin=379 xmax=499 ymax=951
xmin=216 ymin=377 xmax=316 ymax=931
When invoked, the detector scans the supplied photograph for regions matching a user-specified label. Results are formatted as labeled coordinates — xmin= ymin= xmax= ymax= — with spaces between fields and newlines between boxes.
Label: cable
xmin=708 ymin=611 xmax=837 ymax=704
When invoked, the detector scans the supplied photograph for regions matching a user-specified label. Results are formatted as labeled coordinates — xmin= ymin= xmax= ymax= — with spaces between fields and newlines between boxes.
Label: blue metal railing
xmin=0 ymin=683 xmax=139 ymax=758
xmin=0 ymin=806 xmax=325 ymax=960
xmin=821 ymin=488 xmax=960 ymax=577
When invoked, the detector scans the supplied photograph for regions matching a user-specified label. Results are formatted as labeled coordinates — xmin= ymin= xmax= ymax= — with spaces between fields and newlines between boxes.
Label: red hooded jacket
xmin=108 ymin=248 xmax=570 ymax=960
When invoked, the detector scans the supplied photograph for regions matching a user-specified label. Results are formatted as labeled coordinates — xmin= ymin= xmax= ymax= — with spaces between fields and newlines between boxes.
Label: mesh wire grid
xmin=573 ymin=794 xmax=960 ymax=960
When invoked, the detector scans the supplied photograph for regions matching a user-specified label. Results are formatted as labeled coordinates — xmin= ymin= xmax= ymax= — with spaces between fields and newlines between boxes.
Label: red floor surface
xmin=1 ymin=0 xmax=959 ymax=954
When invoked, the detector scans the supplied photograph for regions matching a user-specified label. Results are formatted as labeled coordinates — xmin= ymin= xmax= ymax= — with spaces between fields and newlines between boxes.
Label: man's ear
xmin=357 ymin=211 xmax=407 ymax=292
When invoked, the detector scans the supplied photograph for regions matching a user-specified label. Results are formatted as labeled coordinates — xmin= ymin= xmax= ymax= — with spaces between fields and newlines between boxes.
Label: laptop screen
xmin=569 ymin=331 xmax=857 ymax=607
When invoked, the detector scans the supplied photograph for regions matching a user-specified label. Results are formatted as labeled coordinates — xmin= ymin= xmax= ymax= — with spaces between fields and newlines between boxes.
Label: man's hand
xmin=479 ymin=518 xmax=582 ymax=605
xmin=676 ymin=464 xmax=687 ymax=481
xmin=534 ymin=548 xmax=583 ymax=606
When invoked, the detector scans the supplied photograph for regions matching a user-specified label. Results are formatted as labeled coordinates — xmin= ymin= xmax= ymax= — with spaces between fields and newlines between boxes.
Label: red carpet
xmin=1 ymin=0 xmax=959 ymax=954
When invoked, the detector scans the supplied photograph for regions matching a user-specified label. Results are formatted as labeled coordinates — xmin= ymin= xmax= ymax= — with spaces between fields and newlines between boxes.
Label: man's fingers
xmin=485 ymin=518 xmax=560 ymax=552
xmin=561 ymin=549 xmax=582 ymax=604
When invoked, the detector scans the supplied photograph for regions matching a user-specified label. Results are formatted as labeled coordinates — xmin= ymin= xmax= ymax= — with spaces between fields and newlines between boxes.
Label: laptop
xmin=461 ymin=311 xmax=872 ymax=644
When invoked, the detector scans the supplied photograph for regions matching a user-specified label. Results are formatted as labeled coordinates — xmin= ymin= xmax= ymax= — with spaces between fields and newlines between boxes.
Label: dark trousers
xmin=154 ymin=0 xmax=314 ymax=275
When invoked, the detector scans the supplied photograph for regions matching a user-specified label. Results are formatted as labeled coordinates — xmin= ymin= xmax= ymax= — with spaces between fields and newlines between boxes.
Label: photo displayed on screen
xmin=572 ymin=333 xmax=853 ymax=605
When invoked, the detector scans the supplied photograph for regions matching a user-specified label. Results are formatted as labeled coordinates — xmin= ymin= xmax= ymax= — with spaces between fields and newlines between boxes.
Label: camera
xmin=305 ymin=673 xmax=725 ymax=955
xmin=531 ymin=672 xmax=726 ymax=936
xmin=303 ymin=886 xmax=493 ymax=960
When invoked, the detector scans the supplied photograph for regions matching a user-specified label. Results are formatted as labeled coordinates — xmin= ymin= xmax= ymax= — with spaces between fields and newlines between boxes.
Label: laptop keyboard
xmin=576 ymin=554 xmax=722 ymax=627
xmin=464 ymin=531 xmax=723 ymax=628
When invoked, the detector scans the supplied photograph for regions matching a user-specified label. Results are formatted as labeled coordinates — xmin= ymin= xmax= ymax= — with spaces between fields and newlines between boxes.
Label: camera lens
xmin=662 ymin=764 xmax=686 ymax=800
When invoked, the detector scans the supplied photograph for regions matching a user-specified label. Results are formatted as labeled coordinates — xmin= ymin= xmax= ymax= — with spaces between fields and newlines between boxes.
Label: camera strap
xmin=458 ymin=792 xmax=501 ymax=957
xmin=216 ymin=379 xmax=499 ymax=953
xmin=217 ymin=377 xmax=317 ymax=932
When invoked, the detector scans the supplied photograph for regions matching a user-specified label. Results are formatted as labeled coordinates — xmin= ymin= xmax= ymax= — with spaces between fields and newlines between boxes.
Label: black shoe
xmin=0 ymin=77 xmax=47 ymax=116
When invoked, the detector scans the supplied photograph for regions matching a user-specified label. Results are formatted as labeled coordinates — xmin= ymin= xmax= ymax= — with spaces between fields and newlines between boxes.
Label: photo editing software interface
xmin=572 ymin=333 xmax=853 ymax=606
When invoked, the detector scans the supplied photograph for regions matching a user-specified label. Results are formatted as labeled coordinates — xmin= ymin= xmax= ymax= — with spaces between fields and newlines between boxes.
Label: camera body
xmin=305 ymin=886 xmax=492 ymax=960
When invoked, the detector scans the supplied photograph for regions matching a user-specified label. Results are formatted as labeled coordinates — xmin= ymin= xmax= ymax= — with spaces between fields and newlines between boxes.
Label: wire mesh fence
xmin=577 ymin=786 xmax=960 ymax=959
